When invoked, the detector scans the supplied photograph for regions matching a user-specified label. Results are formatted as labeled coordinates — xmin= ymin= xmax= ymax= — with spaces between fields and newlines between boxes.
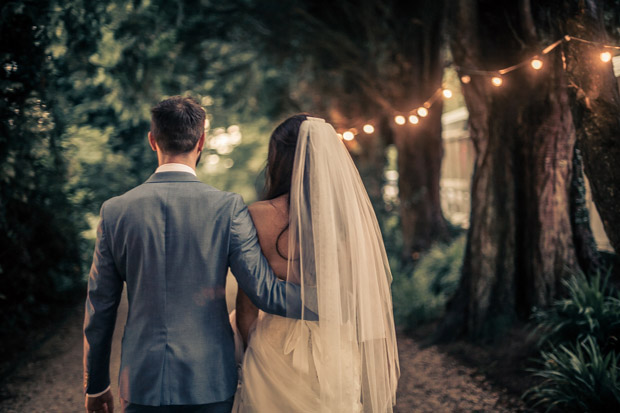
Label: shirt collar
xmin=155 ymin=163 xmax=197 ymax=176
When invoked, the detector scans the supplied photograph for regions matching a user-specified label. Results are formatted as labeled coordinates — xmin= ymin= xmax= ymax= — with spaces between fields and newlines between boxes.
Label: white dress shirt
xmin=155 ymin=163 xmax=197 ymax=176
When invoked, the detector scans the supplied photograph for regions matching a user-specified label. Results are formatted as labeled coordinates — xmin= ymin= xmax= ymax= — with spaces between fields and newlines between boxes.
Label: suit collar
xmin=155 ymin=163 xmax=197 ymax=176
xmin=146 ymin=171 xmax=202 ymax=183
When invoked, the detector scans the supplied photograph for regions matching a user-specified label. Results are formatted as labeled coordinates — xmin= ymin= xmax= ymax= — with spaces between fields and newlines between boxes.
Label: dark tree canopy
xmin=0 ymin=0 xmax=86 ymax=352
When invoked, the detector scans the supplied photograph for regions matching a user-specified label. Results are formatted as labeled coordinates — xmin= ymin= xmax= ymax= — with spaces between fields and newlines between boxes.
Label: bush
xmin=525 ymin=269 xmax=620 ymax=412
xmin=531 ymin=270 xmax=620 ymax=353
xmin=391 ymin=235 xmax=465 ymax=330
xmin=524 ymin=336 xmax=620 ymax=412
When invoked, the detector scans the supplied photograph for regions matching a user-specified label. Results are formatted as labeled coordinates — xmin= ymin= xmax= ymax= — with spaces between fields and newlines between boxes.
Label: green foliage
xmin=531 ymin=270 xmax=620 ymax=353
xmin=525 ymin=270 xmax=620 ymax=411
xmin=52 ymin=0 xmax=289 ymax=213
xmin=391 ymin=235 xmax=465 ymax=329
xmin=0 ymin=0 xmax=85 ymax=354
xmin=524 ymin=336 xmax=620 ymax=412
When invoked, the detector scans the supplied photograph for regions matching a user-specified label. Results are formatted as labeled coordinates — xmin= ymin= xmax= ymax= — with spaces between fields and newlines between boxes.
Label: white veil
xmin=285 ymin=117 xmax=399 ymax=412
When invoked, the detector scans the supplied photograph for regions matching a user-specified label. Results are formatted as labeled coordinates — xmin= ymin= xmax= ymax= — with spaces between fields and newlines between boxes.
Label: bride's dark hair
xmin=264 ymin=114 xmax=309 ymax=200
xmin=263 ymin=114 xmax=309 ymax=260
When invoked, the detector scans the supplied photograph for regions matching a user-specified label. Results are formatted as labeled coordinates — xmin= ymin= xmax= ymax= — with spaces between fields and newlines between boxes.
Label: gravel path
xmin=0 ymin=295 xmax=125 ymax=413
xmin=393 ymin=334 xmax=530 ymax=412
xmin=0 ymin=281 xmax=529 ymax=413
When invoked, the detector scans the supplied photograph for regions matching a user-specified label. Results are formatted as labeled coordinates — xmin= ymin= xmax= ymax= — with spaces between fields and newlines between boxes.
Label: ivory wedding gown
xmin=231 ymin=310 xmax=362 ymax=412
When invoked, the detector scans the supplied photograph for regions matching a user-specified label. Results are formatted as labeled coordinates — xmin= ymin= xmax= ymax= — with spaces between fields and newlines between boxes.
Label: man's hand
xmin=85 ymin=389 xmax=114 ymax=413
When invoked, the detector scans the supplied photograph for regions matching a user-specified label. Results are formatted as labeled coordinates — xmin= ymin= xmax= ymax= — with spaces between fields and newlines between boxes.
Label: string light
xmin=342 ymin=131 xmax=355 ymax=141
xmin=601 ymin=51 xmax=612 ymax=62
xmin=343 ymin=35 xmax=620 ymax=133
xmin=363 ymin=124 xmax=375 ymax=134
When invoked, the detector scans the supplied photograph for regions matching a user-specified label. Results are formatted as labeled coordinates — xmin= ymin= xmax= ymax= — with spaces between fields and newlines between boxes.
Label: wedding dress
xmin=232 ymin=117 xmax=399 ymax=412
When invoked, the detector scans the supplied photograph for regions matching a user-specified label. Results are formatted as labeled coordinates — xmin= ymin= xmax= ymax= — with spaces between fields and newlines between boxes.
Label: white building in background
xmin=440 ymin=107 xmax=613 ymax=252
xmin=440 ymin=107 xmax=473 ymax=229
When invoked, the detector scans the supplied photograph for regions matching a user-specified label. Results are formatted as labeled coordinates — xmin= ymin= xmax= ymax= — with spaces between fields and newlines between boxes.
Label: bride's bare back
xmin=248 ymin=195 xmax=290 ymax=280
xmin=235 ymin=194 xmax=289 ymax=343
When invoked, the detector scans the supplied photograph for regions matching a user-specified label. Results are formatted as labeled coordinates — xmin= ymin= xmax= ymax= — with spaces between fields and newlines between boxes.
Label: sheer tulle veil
xmin=284 ymin=117 xmax=400 ymax=412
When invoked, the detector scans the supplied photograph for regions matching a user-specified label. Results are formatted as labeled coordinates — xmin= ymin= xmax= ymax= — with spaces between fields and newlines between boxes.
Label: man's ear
xmin=197 ymin=132 xmax=206 ymax=153
xmin=148 ymin=131 xmax=158 ymax=152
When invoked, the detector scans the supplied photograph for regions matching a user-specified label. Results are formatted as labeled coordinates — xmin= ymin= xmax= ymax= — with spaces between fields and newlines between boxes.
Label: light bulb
xmin=601 ymin=51 xmax=612 ymax=63
xmin=461 ymin=75 xmax=471 ymax=84
xmin=417 ymin=107 xmax=428 ymax=117
xmin=531 ymin=58 xmax=543 ymax=70
xmin=491 ymin=76 xmax=503 ymax=87
xmin=408 ymin=115 xmax=419 ymax=124
xmin=362 ymin=124 xmax=374 ymax=134
xmin=442 ymin=89 xmax=453 ymax=98
xmin=394 ymin=115 xmax=406 ymax=125
xmin=342 ymin=131 xmax=355 ymax=141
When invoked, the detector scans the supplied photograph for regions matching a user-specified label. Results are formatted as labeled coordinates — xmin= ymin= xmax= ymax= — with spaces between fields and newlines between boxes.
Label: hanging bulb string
xmin=541 ymin=38 xmax=565 ymax=54
xmin=456 ymin=37 xmax=564 ymax=77
xmin=456 ymin=35 xmax=617 ymax=78
xmin=339 ymin=34 xmax=619 ymax=135
xmin=565 ymin=35 xmax=620 ymax=50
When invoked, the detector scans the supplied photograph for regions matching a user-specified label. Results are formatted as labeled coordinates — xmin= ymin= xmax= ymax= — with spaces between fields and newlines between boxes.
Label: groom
xmin=84 ymin=96 xmax=299 ymax=412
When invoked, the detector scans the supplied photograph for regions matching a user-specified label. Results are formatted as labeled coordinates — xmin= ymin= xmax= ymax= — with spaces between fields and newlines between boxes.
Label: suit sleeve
xmin=83 ymin=203 xmax=124 ymax=395
xmin=228 ymin=195 xmax=304 ymax=319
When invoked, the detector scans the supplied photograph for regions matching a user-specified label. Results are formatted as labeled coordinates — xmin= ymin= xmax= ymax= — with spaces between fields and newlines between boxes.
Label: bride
xmin=232 ymin=115 xmax=399 ymax=412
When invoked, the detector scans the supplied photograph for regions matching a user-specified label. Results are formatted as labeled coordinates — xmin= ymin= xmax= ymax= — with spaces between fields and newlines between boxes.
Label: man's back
xmin=106 ymin=172 xmax=237 ymax=405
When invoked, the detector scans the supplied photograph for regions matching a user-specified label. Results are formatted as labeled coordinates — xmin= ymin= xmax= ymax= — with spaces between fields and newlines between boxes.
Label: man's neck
xmin=157 ymin=154 xmax=197 ymax=170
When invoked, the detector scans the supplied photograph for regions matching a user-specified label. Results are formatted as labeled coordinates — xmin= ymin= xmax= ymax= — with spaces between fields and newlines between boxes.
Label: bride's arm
xmin=235 ymin=200 xmax=285 ymax=344
xmin=235 ymin=289 xmax=259 ymax=346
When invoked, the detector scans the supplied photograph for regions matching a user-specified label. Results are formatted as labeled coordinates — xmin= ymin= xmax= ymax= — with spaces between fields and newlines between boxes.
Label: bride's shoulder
xmin=248 ymin=200 xmax=273 ymax=216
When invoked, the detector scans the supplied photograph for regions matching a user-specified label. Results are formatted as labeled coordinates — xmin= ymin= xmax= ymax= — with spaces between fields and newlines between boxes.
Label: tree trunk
xmin=440 ymin=0 xmax=583 ymax=339
xmin=562 ymin=0 xmax=620 ymax=254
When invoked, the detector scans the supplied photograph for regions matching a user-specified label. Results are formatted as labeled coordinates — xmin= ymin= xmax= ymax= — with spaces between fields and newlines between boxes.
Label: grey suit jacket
xmin=83 ymin=171 xmax=299 ymax=406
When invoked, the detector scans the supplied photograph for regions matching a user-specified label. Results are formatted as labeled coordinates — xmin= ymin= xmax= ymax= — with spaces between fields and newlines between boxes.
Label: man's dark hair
xmin=150 ymin=96 xmax=206 ymax=154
